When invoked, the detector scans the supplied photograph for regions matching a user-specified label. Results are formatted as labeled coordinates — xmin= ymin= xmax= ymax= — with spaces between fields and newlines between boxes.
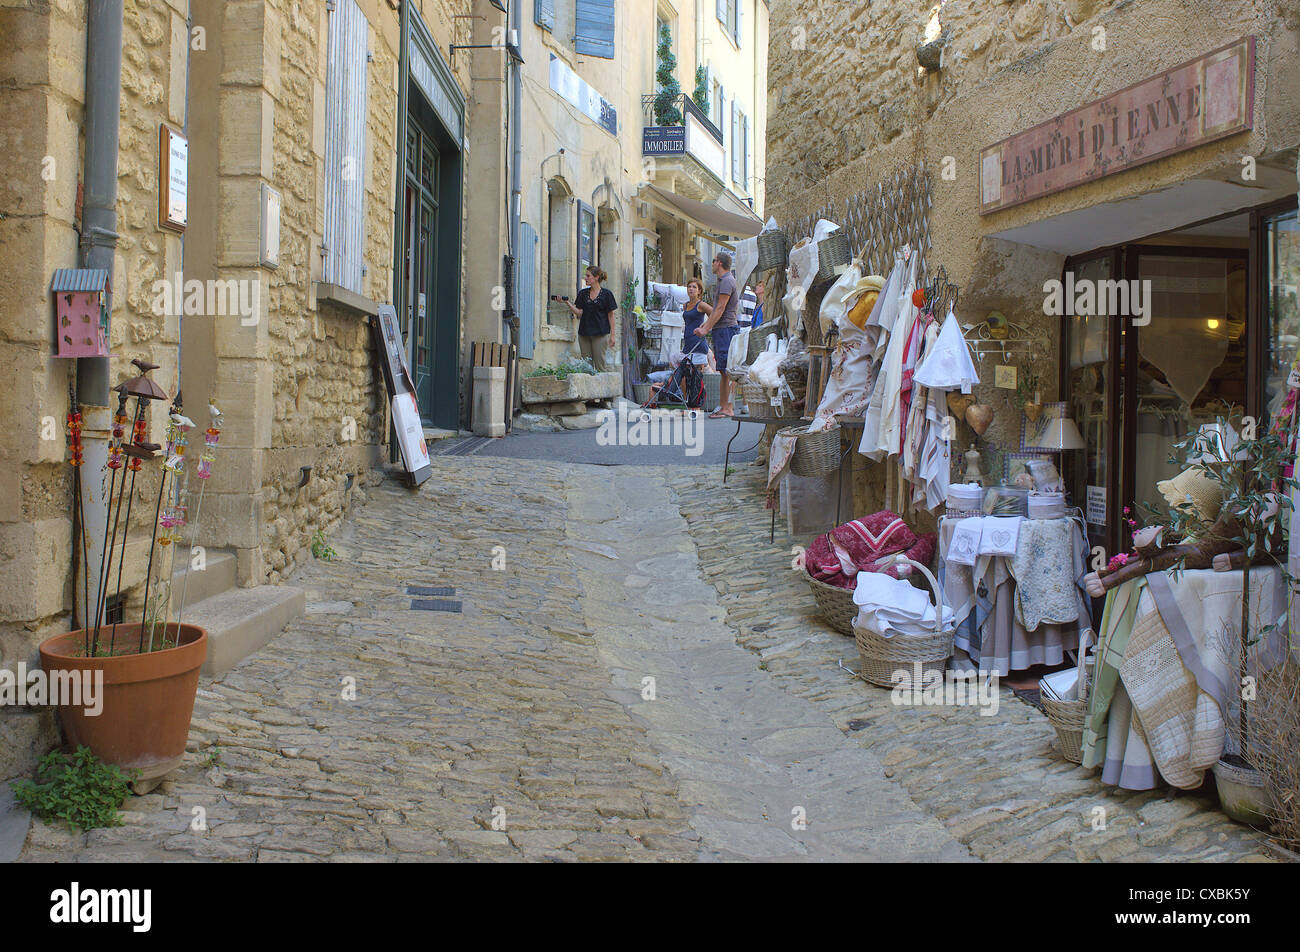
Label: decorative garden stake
xmin=139 ymin=395 xmax=189 ymax=650
xmin=94 ymin=386 xmax=130 ymax=650
xmin=67 ymin=400 xmax=91 ymax=654
xmin=175 ymin=402 xmax=222 ymax=636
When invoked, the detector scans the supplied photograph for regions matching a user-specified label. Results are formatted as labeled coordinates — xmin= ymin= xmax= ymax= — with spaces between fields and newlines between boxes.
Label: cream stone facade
xmin=764 ymin=0 xmax=1300 ymax=529
xmin=511 ymin=0 xmax=769 ymax=374
xmin=0 ymin=0 xmax=487 ymax=781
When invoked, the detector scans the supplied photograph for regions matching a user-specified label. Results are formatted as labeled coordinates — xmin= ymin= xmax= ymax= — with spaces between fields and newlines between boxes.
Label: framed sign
xmin=370 ymin=304 xmax=431 ymax=487
xmin=159 ymin=124 xmax=188 ymax=232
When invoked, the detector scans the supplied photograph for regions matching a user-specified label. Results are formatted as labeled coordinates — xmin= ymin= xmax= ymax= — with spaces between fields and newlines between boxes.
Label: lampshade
xmin=1030 ymin=416 xmax=1085 ymax=451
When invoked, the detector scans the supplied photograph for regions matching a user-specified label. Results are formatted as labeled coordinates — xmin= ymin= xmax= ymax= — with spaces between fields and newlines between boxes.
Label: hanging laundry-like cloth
xmin=859 ymin=254 xmax=906 ymax=461
xmin=873 ymin=249 xmax=918 ymax=460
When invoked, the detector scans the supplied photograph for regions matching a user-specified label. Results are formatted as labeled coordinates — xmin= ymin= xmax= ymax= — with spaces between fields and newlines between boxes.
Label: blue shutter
xmin=736 ymin=0 xmax=743 ymax=46
xmin=716 ymin=0 xmax=726 ymax=26
xmin=731 ymin=101 xmax=740 ymax=182
xmin=534 ymin=0 xmax=554 ymax=32
xmin=517 ymin=223 xmax=538 ymax=359
xmin=323 ymin=0 xmax=368 ymax=294
xmin=574 ymin=0 xmax=615 ymax=59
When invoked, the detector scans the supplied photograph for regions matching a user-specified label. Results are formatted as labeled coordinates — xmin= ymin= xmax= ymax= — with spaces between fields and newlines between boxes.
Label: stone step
xmin=183 ymin=585 xmax=306 ymax=677
xmin=170 ymin=550 xmax=237 ymax=608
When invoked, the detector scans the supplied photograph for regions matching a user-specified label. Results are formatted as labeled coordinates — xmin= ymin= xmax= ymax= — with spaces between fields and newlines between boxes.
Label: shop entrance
xmin=400 ymin=84 xmax=462 ymax=430
xmin=1062 ymin=198 xmax=1299 ymax=559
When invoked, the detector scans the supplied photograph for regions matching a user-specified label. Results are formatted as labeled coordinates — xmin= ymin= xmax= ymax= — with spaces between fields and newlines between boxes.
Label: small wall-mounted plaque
xmin=159 ymin=124 xmax=188 ymax=232
xmin=260 ymin=183 xmax=281 ymax=268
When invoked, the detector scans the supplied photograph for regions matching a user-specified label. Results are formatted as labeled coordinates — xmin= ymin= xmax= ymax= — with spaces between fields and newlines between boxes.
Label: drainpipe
xmin=76 ymin=0 xmax=125 ymax=629
xmin=507 ymin=0 xmax=522 ymax=352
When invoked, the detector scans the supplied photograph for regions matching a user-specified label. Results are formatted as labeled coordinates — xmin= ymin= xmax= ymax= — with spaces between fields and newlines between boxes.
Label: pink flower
xmin=1106 ymin=553 xmax=1130 ymax=571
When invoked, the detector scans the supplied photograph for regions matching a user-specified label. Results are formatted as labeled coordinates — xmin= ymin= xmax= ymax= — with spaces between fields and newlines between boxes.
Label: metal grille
xmin=323 ymin=0 xmax=368 ymax=294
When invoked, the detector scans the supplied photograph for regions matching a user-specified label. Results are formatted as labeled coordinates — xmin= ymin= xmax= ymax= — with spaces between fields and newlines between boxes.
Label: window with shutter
xmin=516 ymin=223 xmax=538 ymax=359
xmin=574 ymin=0 xmax=615 ymax=59
xmin=736 ymin=0 xmax=743 ymax=47
xmin=731 ymin=102 xmax=740 ymax=183
xmin=323 ymin=0 xmax=368 ymax=294
xmin=534 ymin=0 xmax=555 ymax=32
xmin=742 ymin=112 xmax=750 ymax=191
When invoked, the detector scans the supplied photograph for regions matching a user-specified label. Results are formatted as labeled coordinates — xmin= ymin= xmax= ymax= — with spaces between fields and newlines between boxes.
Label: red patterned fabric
xmin=805 ymin=512 xmax=937 ymax=589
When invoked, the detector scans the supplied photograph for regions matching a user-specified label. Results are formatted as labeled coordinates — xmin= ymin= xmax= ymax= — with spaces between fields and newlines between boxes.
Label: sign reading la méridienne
xmin=979 ymin=37 xmax=1255 ymax=215
xmin=643 ymin=126 xmax=686 ymax=156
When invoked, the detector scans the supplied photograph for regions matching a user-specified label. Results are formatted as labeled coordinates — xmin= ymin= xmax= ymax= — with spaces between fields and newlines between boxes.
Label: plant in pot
xmin=1139 ymin=417 xmax=1296 ymax=824
xmin=41 ymin=365 xmax=222 ymax=791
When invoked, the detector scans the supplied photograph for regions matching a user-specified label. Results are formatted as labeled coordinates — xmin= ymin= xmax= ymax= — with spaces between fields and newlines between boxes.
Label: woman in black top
xmin=563 ymin=266 xmax=617 ymax=373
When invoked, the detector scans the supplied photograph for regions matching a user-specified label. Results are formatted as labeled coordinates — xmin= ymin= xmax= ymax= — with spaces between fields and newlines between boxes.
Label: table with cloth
xmin=1080 ymin=566 xmax=1288 ymax=791
xmin=937 ymin=514 xmax=1094 ymax=677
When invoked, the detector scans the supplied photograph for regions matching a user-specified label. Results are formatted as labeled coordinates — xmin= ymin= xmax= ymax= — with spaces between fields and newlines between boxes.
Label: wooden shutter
xmin=534 ymin=0 xmax=555 ymax=32
xmin=517 ymin=223 xmax=537 ymax=359
xmin=575 ymin=0 xmax=615 ymax=59
xmin=731 ymin=101 xmax=740 ymax=183
xmin=736 ymin=0 xmax=743 ymax=47
xmin=716 ymin=0 xmax=726 ymax=26
xmin=323 ymin=0 xmax=367 ymax=294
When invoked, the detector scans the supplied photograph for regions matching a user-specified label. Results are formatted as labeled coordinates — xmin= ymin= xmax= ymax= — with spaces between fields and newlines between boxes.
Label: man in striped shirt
xmin=738 ymin=284 xmax=758 ymax=327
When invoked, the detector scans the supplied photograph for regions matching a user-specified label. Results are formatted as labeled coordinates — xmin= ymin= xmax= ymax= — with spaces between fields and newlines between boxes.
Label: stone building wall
xmin=765 ymin=0 xmax=1300 ymax=520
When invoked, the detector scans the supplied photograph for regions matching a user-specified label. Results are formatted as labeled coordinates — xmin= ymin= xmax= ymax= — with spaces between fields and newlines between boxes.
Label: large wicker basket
xmin=1040 ymin=631 xmax=1091 ymax=764
xmin=740 ymin=378 xmax=769 ymax=410
xmin=756 ymin=230 xmax=791 ymax=272
xmin=806 ymin=572 xmax=856 ymax=636
xmin=781 ymin=423 xmax=842 ymax=477
xmin=854 ymin=558 xmax=954 ymax=688
xmin=815 ymin=231 xmax=852 ymax=284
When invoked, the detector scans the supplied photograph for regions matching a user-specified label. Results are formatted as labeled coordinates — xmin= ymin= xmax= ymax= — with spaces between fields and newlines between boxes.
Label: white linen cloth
xmin=783 ymin=238 xmax=820 ymax=334
xmin=978 ymin=516 xmax=1022 ymax=558
xmin=853 ymin=571 xmax=953 ymax=639
xmin=733 ymin=235 xmax=759 ymax=299
xmin=913 ymin=308 xmax=979 ymax=393
xmin=947 ymin=517 xmax=983 ymax=567
xmin=817 ymin=258 xmax=863 ymax=340
xmin=869 ymin=249 xmax=918 ymax=460
xmin=658 ymin=309 xmax=684 ymax=364
xmin=808 ymin=265 xmax=876 ymax=432
xmin=859 ymin=254 xmax=907 ymax=460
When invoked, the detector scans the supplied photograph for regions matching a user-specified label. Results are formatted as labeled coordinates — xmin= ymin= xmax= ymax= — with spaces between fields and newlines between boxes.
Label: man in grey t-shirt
xmin=696 ymin=250 xmax=740 ymax=417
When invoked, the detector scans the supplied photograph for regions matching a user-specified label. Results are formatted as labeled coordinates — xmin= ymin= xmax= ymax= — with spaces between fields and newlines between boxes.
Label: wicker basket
xmin=782 ymin=424 xmax=842 ymax=477
xmin=756 ymin=230 xmax=791 ymax=272
xmin=853 ymin=559 xmax=954 ymax=688
xmin=632 ymin=382 xmax=652 ymax=405
xmin=703 ymin=371 xmax=720 ymax=411
xmin=747 ymin=328 xmax=776 ymax=364
xmin=815 ymin=231 xmax=852 ymax=284
xmin=740 ymin=378 xmax=769 ymax=410
xmin=806 ymin=572 xmax=856 ymax=636
xmin=1040 ymin=631 xmax=1091 ymax=764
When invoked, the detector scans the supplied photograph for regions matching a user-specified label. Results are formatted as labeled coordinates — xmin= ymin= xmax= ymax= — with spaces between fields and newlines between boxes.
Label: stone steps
xmin=170 ymin=549 xmax=237 ymax=609
xmin=184 ymin=585 xmax=306 ymax=677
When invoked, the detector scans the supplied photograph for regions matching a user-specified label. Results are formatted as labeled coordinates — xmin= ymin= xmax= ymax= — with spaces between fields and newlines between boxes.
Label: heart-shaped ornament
xmin=965 ymin=402 xmax=994 ymax=436
xmin=1023 ymin=401 xmax=1043 ymax=423
xmin=947 ymin=392 xmax=974 ymax=417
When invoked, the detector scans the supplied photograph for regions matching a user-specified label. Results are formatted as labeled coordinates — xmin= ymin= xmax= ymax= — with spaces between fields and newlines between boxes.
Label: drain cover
xmin=407 ymin=585 xmax=456 ymax=597
xmin=410 ymin=599 xmax=462 ymax=613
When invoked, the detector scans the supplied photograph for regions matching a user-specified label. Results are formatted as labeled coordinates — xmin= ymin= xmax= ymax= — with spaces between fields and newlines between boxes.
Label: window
xmin=535 ymin=0 xmax=555 ymax=32
xmin=323 ymin=0 xmax=368 ymax=294
xmin=546 ymin=180 xmax=573 ymax=325
xmin=716 ymin=0 xmax=741 ymax=47
xmin=575 ymin=0 xmax=615 ymax=59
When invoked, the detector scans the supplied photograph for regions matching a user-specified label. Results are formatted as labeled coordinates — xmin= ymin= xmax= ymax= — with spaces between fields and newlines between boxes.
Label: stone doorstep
xmin=169 ymin=549 xmax=237 ymax=609
xmin=183 ymin=585 xmax=307 ymax=677
xmin=539 ymin=401 xmax=588 ymax=417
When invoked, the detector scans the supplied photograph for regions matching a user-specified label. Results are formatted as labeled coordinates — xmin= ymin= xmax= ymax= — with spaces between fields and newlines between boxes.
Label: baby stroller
xmin=642 ymin=336 xmax=708 ymax=410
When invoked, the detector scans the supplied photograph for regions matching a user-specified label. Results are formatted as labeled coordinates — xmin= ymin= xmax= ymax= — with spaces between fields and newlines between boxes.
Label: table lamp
xmin=1030 ymin=415 xmax=1085 ymax=497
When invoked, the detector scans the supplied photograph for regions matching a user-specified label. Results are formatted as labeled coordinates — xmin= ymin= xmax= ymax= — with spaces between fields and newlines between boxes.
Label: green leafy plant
xmin=525 ymin=356 xmax=597 ymax=380
xmin=203 ymin=745 xmax=222 ymax=768
xmin=311 ymin=529 xmax=336 ymax=561
xmin=10 ymin=746 xmax=133 ymax=831
xmin=692 ymin=65 xmax=709 ymax=116
xmin=653 ymin=23 xmax=682 ymax=125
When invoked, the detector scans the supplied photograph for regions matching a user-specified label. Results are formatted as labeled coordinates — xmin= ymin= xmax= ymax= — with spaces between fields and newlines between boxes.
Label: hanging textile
xmin=871 ymin=248 xmax=918 ymax=460
xmin=808 ymin=271 xmax=886 ymax=432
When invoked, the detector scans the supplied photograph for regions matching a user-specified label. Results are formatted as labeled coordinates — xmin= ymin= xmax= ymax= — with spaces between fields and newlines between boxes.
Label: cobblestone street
xmin=18 ymin=456 xmax=1274 ymax=862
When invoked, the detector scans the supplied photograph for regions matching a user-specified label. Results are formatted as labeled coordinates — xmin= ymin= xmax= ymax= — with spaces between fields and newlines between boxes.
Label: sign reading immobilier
xmin=979 ymin=37 xmax=1254 ymax=215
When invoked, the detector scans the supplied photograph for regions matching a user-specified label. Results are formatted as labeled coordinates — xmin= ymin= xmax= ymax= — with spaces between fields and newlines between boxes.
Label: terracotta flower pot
xmin=38 ymin=623 xmax=207 ymax=782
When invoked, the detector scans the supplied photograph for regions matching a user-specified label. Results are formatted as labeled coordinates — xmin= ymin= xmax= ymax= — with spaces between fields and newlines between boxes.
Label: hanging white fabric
xmin=913 ymin=307 xmax=980 ymax=393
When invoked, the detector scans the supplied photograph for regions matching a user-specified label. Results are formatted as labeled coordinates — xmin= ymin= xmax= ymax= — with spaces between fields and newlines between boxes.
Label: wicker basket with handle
xmin=815 ymin=231 xmax=852 ymax=284
xmin=756 ymin=230 xmax=790 ymax=272
xmin=1040 ymin=630 xmax=1091 ymax=764
xmin=781 ymin=424 xmax=842 ymax=477
xmin=806 ymin=572 xmax=857 ymax=636
xmin=854 ymin=558 xmax=954 ymax=688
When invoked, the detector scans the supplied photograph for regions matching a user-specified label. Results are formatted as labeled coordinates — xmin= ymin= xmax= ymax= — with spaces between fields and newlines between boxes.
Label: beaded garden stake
xmin=172 ymin=402 xmax=221 ymax=644
xmin=140 ymin=395 xmax=192 ymax=652
xmin=66 ymin=398 xmax=91 ymax=656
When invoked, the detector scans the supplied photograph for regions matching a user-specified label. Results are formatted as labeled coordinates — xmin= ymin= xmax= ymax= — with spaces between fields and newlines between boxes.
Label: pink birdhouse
xmin=51 ymin=268 xmax=111 ymax=358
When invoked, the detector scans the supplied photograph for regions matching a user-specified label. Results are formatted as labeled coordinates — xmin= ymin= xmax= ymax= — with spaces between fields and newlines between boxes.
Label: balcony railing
xmin=640 ymin=93 xmax=722 ymax=145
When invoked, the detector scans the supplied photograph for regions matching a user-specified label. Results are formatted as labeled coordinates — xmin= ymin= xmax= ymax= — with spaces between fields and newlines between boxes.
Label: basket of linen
xmin=852 ymin=558 xmax=955 ymax=688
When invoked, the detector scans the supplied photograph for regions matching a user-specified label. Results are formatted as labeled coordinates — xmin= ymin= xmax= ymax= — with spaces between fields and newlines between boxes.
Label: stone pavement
xmin=15 ymin=456 xmax=1273 ymax=862
xmin=666 ymin=464 xmax=1275 ymax=863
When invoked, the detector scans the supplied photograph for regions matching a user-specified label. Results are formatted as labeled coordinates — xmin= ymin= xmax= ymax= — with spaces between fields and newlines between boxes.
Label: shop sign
xmin=549 ymin=54 xmax=618 ymax=137
xmin=980 ymin=37 xmax=1255 ymax=215
xmin=643 ymin=126 xmax=686 ymax=156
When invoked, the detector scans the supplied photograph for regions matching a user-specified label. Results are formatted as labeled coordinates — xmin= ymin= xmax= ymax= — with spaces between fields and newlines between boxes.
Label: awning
xmin=638 ymin=183 xmax=764 ymax=240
